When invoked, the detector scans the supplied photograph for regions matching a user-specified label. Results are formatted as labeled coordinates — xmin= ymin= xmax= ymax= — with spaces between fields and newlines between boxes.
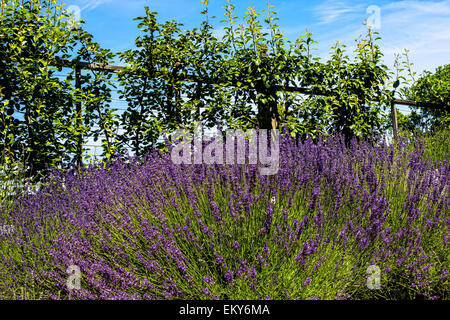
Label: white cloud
xmin=383 ymin=0 xmax=450 ymax=14
xmin=377 ymin=0 xmax=450 ymax=74
xmin=309 ymin=0 xmax=450 ymax=77
xmin=314 ymin=0 xmax=364 ymax=24
xmin=83 ymin=0 xmax=113 ymax=11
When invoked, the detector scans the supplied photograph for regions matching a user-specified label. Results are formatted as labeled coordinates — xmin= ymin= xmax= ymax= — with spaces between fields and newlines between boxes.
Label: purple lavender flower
xmin=233 ymin=241 xmax=239 ymax=252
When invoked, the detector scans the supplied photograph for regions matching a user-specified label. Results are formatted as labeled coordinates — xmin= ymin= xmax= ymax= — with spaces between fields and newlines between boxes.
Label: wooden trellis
xmin=53 ymin=57 xmax=442 ymax=147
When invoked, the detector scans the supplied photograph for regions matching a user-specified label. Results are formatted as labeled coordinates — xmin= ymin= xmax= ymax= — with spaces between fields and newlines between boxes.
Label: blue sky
xmin=65 ymin=0 xmax=450 ymax=76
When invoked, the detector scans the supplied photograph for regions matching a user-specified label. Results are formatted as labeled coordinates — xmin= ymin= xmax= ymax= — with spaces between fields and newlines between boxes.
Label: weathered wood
xmin=392 ymin=98 xmax=440 ymax=108
xmin=391 ymin=101 xmax=399 ymax=140
xmin=53 ymin=57 xmax=124 ymax=72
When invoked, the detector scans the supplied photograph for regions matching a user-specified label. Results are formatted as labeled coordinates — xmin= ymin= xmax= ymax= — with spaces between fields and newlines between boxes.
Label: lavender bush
xmin=0 ymin=132 xmax=448 ymax=300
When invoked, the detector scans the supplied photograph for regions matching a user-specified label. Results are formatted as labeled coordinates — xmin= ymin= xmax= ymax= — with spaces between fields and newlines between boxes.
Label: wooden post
xmin=75 ymin=65 xmax=83 ymax=171
xmin=391 ymin=100 xmax=398 ymax=141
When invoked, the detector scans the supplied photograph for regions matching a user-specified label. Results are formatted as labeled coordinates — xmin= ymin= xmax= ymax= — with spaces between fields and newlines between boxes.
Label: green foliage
xmin=73 ymin=30 xmax=117 ymax=161
xmin=117 ymin=2 xmax=394 ymax=144
xmin=318 ymin=32 xmax=391 ymax=140
xmin=117 ymin=7 xmax=228 ymax=154
xmin=402 ymin=63 xmax=450 ymax=130
xmin=215 ymin=4 xmax=393 ymax=140
xmin=0 ymin=149 xmax=28 ymax=209
xmin=397 ymin=109 xmax=413 ymax=133
xmin=0 ymin=0 xmax=76 ymax=177
xmin=0 ymin=0 xmax=116 ymax=178
xmin=418 ymin=128 xmax=449 ymax=163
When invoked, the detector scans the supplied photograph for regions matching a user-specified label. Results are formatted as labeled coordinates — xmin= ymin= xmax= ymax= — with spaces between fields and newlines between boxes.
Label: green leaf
xmin=393 ymin=80 xmax=400 ymax=88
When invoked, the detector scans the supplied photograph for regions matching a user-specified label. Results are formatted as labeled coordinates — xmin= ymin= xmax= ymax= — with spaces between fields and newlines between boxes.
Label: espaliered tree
xmin=185 ymin=2 xmax=392 ymax=139
xmin=0 ymin=0 xmax=77 ymax=177
xmin=117 ymin=9 xmax=192 ymax=154
xmin=199 ymin=1 xmax=393 ymax=140
xmin=0 ymin=0 xmax=116 ymax=178
xmin=308 ymin=31 xmax=392 ymax=140
xmin=117 ymin=5 xmax=230 ymax=155
xmin=117 ymin=8 xmax=216 ymax=154
xmin=71 ymin=30 xmax=117 ymax=162
xmin=402 ymin=63 xmax=450 ymax=131
xmin=222 ymin=4 xmax=286 ymax=131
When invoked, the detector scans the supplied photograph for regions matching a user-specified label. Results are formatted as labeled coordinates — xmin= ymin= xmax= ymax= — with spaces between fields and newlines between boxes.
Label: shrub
xmin=0 ymin=132 xmax=448 ymax=300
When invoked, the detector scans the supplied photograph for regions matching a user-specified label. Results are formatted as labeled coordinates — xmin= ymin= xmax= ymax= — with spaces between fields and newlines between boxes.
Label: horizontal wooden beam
xmin=392 ymin=98 xmax=441 ymax=109
xmin=53 ymin=58 xmax=124 ymax=72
